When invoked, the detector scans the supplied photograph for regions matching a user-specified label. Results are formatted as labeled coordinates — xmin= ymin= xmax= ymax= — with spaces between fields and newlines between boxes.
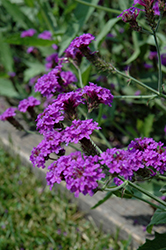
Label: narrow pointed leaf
xmin=91 ymin=191 xmax=113 ymax=209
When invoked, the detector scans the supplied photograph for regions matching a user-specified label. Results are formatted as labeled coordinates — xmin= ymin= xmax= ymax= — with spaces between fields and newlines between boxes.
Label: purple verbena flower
xmin=134 ymin=90 xmax=141 ymax=96
xmin=30 ymin=140 xmax=49 ymax=169
xmin=56 ymin=90 xmax=85 ymax=120
xmin=36 ymin=103 xmax=64 ymax=134
xmin=34 ymin=66 xmax=62 ymax=97
xmin=107 ymin=33 xmax=115 ymax=38
xmin=46 ymin=151 xmax=105 ymax=197
xmin=161 ymin=53 xmax=166 ymax=66
xmin=128 ymin=137 xmax=161 ymax=152
xmin=83 ymin=82 xmax=114 ymax=111
xmin=27 ymin=46 xmax=35 ymax=54
xmin=144 ymin=63 xmax=153 ymax=69
xmin=99 ymin=137 xmax=166 ymax=183
xmin=153 ymin=1 xmax=160 ymax=15
xmin=60 ymin=71 xmax=77 ymax=86
xmin=100 ymin=148 xmax=134 ymax=179
xmin=164 ymin=125 xmax=166 ymax=135
xmin=117 ymin=6 xmax=142 ymax=22
xmin=0 ymin=107 xmax=24 ymax=130
xmin=21 ymin=29 xmax=36 ymax=38
xmin=134 ymin=0 xmax=154 ymax=7
xmin=65 ymin=46 xmax=83 ymax=61
xmin=52 ymin=44 xmax=58 ymax=50
xmin=38 ymin=31 xmax=52 ymax=40
xmin=36 ymin=90 xmax=85 ymax=133
xmin=128 ymin=137 xmax=166 ymax=174
xmin=45 ymin=53 xmax=59 ymax=71
xmin=0 ymin=107 xmax=17 ymax=121
xmin=63 ymin=119 xmax=101 ymax=145
xmin=8 ymin=72 xmax=16 ymax=78
xmin=29 ymin=76 xmax=39 ymax=86
xmin=18 ymin=96 xmax=40 ymax=113
xmin=134 ymin=0 xmax=160 ymax=15
xmin=65 ymin=33 xmax=95 ymax=57
xmin=149 ymin=51 xmax=157 ymax=59
xmin=30 ymin=130 xmax=64 ymax=169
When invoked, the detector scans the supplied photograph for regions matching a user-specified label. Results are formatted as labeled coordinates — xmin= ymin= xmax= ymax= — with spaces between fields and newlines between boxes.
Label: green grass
xmin=0 ymin=147 xmax=131 ymax=250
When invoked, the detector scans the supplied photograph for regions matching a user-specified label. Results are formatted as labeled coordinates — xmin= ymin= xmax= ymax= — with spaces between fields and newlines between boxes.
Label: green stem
xmin=114 ymin=95 xmax=157 ymax=99
xmin=97 ymin=104 xmax=103 ymax=126
xmin=90 ymin=138 xmax=103 ymax=154
xmin=25 ymin=129 xmax=39 ymax=135
xmin=152 ymin=29 xmax=162 ymax=93
xmin=155 ymin=13 xmax=163 ymax=33
xmin=114 ymin=67 xmax=166 ymax=99
xmin=70 ymin=59 xmax=83 ymax=88
xmin=114 ymin=68 xmax=160 ymax=95
xmin=81 ymin=47 xmax=166 ymax=99
xmin=141 ymin=29 xmax=153 ymax=36
xmin=75 ymin=0 xmax=121 ymax=15
xmin=104 ymin=181 xmax=127 ymax=192
xmin=118 ymin=176 xmax=166 ymax=209
xmin=156 ymin=174 xmax=166 ymax=181
xmin=77 ymin=67 xmax=83 ymax=88
xmin=124 ymin=192 xmax=166 ymax=211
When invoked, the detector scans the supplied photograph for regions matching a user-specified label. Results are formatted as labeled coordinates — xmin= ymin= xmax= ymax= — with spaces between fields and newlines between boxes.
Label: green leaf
xmin=0 ymin=33 xmax=14 ymax=72
xmin=125 ymin=125 xmax=138 ymax=138
xmin=137 ymin=114 xmax=154 ymax=137
xmin=124 ymin=31 xmax=140 ymax=65
xmin=23 ymin=0 xmax=35 ymax=7
xmin=91 ymin=191 xmax=113 ymax=209
xmin=0 ymin=79 xmax=19 ymax=98
xmin=94 ymin=18 xmax=119 ymax=49
xmin=147 ymin=207 xmax=166 ymax=233
xmin=137 ymin=232 xmax=166 ymax=250
xmin=146 ymin=33 xmax=166 ymax=47
xmin=5 ymin=34 xmax=58 ymax=46
xmin=143 ymin=113 xmax=154 ymax=137
xmin=1 ymin=0 xmax=35 ymax=29
xmin=23 ymin=62 xmax=45 ymax=82
xmin=81 ymin=58 xmax=92 ymax=85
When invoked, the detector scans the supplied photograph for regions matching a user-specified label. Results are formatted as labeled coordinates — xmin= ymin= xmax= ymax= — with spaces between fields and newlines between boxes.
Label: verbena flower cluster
xmin=34 ymin=65 xmax=78 ymax=97
xmin=117 ymin=0 xmax=165 ymax=30
xmin=1 ymin=32 xmax=166 ymax=198
xmin=100 ymin=137 xmax=166 ymax=185
xmin=38 ymin=30 xmax=52 ymax=40
xmin=18 ymin=96 xmax=40 ymax=113
xmin=46 ymin=151 xmax=105 ymax=197
xmin=21 ymin=28 xmax=36 ymax=38
xmin=25 ymin=45 xmax=114 ymax=196
xmin=65 ymin=33 xmax=95 ymax=59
